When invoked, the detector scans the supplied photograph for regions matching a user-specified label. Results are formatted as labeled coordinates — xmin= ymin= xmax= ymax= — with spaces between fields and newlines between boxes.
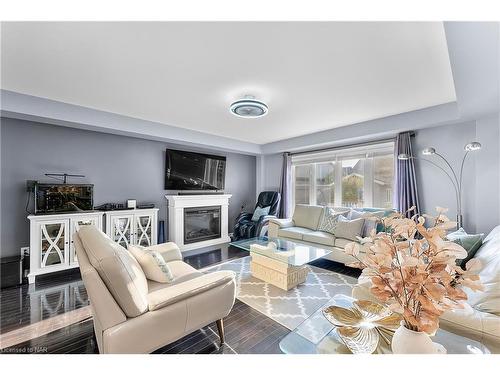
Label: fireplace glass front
xmin=184 ymin=206 xmax=221 ymax=244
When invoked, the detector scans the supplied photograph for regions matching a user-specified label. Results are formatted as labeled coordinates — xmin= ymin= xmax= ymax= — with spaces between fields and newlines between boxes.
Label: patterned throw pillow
xmin=318 ymin=207 xmax=347 ymax=234
xmin=446 ymin=228 xmax=484 ymax=268
xmin=129 ymin=245 xmax=174 ymax=283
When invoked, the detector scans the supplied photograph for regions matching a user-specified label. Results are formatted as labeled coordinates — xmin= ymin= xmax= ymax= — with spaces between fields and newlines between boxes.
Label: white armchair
xmin=74 ymin=225 xmax=236 ymax=353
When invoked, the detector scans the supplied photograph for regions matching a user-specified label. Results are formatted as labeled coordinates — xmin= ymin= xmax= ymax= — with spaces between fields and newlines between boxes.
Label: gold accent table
xmin=230 ymin=237 xmax=332 ymax=291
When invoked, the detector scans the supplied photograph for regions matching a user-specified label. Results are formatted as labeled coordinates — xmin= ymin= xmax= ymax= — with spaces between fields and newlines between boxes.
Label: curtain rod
xmin=288 ymin=131 xmax=415 ymax=156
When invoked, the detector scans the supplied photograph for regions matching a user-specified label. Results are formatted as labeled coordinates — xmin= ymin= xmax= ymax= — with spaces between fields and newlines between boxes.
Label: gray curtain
xmin=278 ymin=152 xmax=292 ymax=218
xmin=394 ymin=132 xmax=420 ymax=217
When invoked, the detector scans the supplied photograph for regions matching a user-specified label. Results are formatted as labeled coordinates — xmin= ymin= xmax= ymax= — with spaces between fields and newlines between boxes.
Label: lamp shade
xmin=464 ymin=142 xmax=482 ymax=151
xmin=422 ymin=147 xmax=436 ymax=156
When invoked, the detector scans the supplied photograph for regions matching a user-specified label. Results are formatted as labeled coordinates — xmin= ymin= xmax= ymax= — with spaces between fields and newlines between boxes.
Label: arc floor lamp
xmin=398 ymin=141 xmax=481 ymax=229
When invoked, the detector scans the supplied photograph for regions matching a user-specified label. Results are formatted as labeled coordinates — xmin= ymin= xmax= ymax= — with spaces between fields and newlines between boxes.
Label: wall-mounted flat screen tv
xmin=165 ymin=149 xmax=226 ymax=190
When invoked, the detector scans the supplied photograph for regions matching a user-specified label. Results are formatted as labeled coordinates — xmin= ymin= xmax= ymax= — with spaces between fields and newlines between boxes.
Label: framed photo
xmin=127 ymin=199 xmax=137 ymax=209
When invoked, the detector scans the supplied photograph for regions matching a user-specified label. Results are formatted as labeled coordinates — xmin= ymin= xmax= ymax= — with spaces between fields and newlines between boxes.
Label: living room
xmin=1 ymin=1 xmax=499 ymax=372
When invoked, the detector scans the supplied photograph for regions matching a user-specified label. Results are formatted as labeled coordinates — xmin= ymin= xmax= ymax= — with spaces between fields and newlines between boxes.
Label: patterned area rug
xmin=204 ymin=256 xmax=358 ymax=330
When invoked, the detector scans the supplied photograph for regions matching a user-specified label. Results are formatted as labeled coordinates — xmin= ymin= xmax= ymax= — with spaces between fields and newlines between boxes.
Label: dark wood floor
xmin=0 ymin=243 xmax=358 ymax=354
xmin=2 ymin=299 xmax=288 ymax=354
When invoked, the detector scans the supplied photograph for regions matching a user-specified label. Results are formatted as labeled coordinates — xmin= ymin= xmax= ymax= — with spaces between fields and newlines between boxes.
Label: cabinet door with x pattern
xmin=109 ymin=214 xmax=134 ymax=249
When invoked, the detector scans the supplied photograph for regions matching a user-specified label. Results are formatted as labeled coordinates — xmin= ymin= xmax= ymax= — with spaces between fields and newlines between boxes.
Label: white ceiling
xmin=1 ymin=22 xmax=457 ymax=144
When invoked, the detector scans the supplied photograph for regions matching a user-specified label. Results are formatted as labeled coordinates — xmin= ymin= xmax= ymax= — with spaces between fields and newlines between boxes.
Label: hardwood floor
xmin=0 ymin=243 xmax=356 ymax=354
xmin=2 ymin=300 xmax=288 ymax=354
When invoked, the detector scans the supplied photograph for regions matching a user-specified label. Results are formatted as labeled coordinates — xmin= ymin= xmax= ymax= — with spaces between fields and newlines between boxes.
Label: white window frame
xmin=291 ymin=141 xmax=394 ymax=209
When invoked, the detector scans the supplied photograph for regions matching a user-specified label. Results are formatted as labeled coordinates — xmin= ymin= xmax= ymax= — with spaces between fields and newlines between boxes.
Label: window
xmin=291 ymin=142 xmax=394 ymax=209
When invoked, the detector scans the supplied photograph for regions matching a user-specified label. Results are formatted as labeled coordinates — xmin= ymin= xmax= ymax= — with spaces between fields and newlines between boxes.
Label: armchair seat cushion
xmin=147 ymin=271 xmax=236 ymax=311
xmin=278 ymin=227 xmax=314 ymax=240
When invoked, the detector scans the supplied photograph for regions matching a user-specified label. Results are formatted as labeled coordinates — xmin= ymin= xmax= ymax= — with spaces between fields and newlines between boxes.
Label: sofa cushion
xmin=446 ymin=228 xmax=484 ymax=268
xmin=465 ymin=225 xmax=500 ymax=315
xmin=348 ymin=209 xmax=385 ymax=237
xmin=333 ymin=216 xmax=365 ymax=241
xmin=292 ymin=204 xmax=324 ymax=230
xmin=334 ymin=237 xmax=352 ymax=249
xmin=484 ymin=225 xmax=500 ymax=243
xmin=278 ymin=227 xmax=314 ymax=240
xmin=77 ymin=225 xmax=149 ymax=318
xmin=129 ymin=245 xmax=174 ymax=283
xmin=303 ymin=231 xmax=335 ymax=246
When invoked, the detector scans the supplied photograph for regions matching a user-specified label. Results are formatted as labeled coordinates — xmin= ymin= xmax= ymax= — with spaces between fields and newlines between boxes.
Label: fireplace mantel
xmin=165 ymin=194 xmax=232 ymax=251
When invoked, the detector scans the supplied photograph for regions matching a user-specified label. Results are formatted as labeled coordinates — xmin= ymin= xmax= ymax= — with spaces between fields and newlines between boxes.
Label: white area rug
xmin=204 ymin=256 xmax=357 ymax=330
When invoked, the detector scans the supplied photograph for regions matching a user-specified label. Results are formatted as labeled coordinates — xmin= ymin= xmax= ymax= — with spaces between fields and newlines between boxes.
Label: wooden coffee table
xmin=230 ymin=236 xmax=332 ymax=290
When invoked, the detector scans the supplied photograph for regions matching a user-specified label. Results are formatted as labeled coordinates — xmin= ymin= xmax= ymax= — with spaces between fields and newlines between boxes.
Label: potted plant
xmin=344 ymin=207 xmax=483 ymax=354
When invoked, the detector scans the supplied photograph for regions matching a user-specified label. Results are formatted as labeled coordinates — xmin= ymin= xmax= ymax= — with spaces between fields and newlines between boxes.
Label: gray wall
xmin=413 ymin=121 xmax=478 ymax=231
xmin=413 ymin=113 xmax=499 ymax=235
xmin=0 ymin=118 xmax=256 ymax=257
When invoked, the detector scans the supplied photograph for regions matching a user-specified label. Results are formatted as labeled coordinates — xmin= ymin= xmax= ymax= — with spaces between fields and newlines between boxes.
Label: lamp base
xmin=456 ymin=214 xmax=463 ymax=230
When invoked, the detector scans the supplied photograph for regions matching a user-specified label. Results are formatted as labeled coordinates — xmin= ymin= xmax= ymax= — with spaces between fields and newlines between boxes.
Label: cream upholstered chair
xmin=74 ymin=225 xmax=236 ymax=354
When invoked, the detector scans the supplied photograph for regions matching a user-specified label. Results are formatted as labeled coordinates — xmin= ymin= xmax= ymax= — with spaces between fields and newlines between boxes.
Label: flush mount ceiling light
xmin=230 ymin=96 xmax=268 ymax=118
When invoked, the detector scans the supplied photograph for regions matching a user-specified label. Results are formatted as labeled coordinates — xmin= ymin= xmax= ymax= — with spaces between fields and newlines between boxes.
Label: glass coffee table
xmin=231 ymin=236 xmax=332 ymax=290
xmin=279 ymin=294 xmax=491 ymax=354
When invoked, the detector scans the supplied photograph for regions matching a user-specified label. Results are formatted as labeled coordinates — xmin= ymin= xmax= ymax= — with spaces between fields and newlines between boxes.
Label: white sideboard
xmin=104 ymin=208 xmax=159 ymax=249
xmin=27 ymin=208 xmax=159 ymax=283
xmin=27 ymin=212 xmax=104 ymax=284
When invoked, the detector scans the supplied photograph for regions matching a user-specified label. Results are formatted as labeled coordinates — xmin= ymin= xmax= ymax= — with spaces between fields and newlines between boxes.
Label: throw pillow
xmin=446 ymin=228 xmax=484 ymax=268
xmin=333 ymin=216 xmax=365 ymax=241
xmin=251 ymin=206 xmax=271 ymax=221
xmin=318 ymin=207 xmax=347 ymax=234
xmin=129 ymin=245 xmax=174 ymax=283
xmin=348 ymin=209 xmax=385 ymax=237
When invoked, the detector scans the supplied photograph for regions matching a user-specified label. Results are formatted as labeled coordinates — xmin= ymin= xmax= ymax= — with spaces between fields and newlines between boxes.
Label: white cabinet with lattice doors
xmin=69 ymin=214 xmax=103 ymax=265
xmin=27 ymin=212 xmax=104 ymax=284
xmin=104 ymin=208 xmax=159 ymax=249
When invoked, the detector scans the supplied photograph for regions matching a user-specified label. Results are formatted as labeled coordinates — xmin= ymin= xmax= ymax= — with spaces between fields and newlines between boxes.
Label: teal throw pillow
xmin=446 ymin=228 xmax=484 ymax=268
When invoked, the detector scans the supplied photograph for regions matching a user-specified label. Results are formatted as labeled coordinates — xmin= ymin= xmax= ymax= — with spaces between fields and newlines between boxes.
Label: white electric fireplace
xmin=165 ymin=194 xmax=232 ymax=251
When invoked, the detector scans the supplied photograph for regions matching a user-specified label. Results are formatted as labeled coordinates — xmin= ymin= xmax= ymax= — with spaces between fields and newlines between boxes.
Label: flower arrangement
xmin=345 ymin=207 xmax=483 ymax=334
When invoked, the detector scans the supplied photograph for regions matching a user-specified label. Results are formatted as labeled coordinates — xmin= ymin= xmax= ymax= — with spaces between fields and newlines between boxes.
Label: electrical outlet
xmin=20 ymin=247 xmax=30 ymax=258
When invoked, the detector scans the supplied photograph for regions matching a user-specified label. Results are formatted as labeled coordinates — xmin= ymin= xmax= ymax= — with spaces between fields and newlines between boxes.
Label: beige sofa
xmin=74 ymin=225 xmax=236 ymax=354
xmin=268 ymin=204 xmax=369 ymax=265
xmin=353 ymin=224 xmax=500 ymax=353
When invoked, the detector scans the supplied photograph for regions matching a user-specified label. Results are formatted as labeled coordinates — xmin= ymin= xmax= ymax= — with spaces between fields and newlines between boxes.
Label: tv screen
xmin=165 ymin=149 xmax=226 ymax=190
